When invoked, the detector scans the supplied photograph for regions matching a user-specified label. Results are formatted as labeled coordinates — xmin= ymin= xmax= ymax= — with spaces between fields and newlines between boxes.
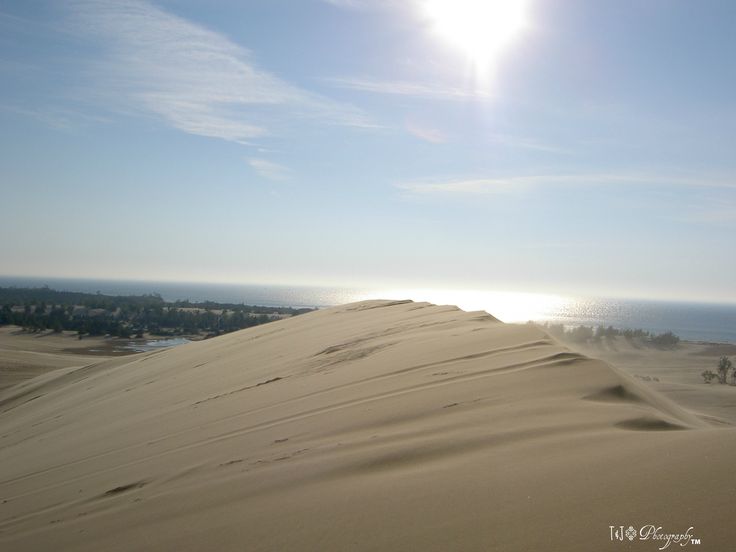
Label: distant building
xmin=71 ymin=306 xmax=88 ymax=318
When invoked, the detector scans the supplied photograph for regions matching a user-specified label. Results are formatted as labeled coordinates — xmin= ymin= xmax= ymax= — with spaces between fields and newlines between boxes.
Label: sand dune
xmin=563 ymin=335 xmax=736 ymax=425
xmin=0 ymin=327 xmax=120 ymax=392
xmin=0 ymin=300 xmax=733 ymax=551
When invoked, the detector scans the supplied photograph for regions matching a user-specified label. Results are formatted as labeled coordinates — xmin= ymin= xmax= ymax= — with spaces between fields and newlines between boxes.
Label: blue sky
xmin=1 ymin=0 xmax=735 ymax=302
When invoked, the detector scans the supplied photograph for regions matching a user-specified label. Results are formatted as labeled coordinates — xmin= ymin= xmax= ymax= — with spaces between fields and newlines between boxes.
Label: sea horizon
xmin=2 ymin=275 xmax=735 ymax=344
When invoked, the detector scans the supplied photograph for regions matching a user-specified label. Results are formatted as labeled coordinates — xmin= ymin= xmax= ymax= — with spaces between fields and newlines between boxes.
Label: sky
xmin=1 ymin=0 xmax=735 ymax=303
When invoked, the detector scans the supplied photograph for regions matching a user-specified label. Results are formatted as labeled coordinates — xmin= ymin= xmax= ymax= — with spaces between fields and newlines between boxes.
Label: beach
xmin=0 ymin=300 xmax=733 ymax=551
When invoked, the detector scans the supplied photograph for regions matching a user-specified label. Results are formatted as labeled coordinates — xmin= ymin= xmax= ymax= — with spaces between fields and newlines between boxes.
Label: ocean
xmin=1 ymin=276 xmax=735 ymax=344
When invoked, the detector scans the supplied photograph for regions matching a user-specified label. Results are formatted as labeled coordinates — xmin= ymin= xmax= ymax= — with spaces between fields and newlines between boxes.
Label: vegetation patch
xmin=0 ymin=286 xmax=314 ymax=339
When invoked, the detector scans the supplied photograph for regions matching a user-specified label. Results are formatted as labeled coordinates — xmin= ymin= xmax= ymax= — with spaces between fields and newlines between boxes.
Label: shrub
xmin=717 ymin=356 xmax=732 ymax=385
xmin=702 ymin=370 xmax=717 ymax=384
xmin=650 ymin=331 xmax=680 ymax=347
xmin=568 ymin=325 xmax=594 ymax=343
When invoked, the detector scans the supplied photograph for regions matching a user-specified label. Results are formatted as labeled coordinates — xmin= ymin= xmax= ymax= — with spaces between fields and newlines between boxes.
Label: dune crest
xmin=0 ymin=300 xmax=733 ymax=551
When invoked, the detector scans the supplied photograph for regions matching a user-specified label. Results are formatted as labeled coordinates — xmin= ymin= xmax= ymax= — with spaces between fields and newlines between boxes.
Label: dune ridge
xmin=0 ymin=300 xmax=733 ymax=551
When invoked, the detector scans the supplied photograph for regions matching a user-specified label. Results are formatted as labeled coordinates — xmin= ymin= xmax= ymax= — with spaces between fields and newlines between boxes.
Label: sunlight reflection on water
xmin=358 ymin=288 xmax=570 ymax=323
xmin=353 ymin=290 xmax=736 ymax=342
xmin=2 ymin=277 xmax=732 ymax=343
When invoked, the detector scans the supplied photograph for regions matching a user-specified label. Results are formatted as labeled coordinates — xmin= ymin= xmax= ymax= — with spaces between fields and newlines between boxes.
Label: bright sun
xmin=423 ymin=0 xmax=528 ymax=72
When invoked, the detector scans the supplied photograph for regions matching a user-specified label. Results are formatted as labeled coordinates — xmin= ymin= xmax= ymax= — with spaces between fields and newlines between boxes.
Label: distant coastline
xmin=1 ymin=276 xmax=735 ymax=344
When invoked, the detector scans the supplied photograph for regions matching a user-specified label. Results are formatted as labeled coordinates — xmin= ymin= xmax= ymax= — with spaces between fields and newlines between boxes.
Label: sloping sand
xmin=559 ymin=335 xmax=736 ymax=425
xmin=0 ymin=327 xmax=118 ymax=392
xmin=0 ymin=300 xmax=733 ymax=551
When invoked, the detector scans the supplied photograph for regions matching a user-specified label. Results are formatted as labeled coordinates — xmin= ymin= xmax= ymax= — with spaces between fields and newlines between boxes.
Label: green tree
xmin=717 ymin=356 xmax=732 ymax=385
xmin=650 ymin=331 xmax=680 ymax=347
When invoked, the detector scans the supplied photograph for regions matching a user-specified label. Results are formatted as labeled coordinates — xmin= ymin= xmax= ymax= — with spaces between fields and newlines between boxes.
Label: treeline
xmin=0 ymin=286 xmax=314 ymax=338
xmin=539 ymin=322 xmax=680 ymax=347
xmin=0 ymin=287 xmax=165 ymax=310
xmin=168 ymin=299 xmax=310 ymax=315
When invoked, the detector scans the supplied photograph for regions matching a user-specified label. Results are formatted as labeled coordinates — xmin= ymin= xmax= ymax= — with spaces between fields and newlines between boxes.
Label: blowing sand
xmin=561 ymin=335 xmax=736 ymax=425
xmin=0 ymin=300 xmax=733 ymax=551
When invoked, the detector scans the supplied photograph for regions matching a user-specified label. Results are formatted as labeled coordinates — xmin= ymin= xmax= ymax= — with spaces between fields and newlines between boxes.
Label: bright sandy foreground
xmin=0 ymin=300 xmax=734 ymax=551
xmin=0 ymin=327 xmax=121 ymax=392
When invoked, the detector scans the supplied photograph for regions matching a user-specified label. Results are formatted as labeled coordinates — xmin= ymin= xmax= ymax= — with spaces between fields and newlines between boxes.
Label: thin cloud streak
xmin=248 ymin=158 xmax=291 ymax=181
xmin=405 ymin=121 xmax=447 ymax=143
xmin=397 ymin=173 xmax=736 ymax=195
xmin=673 ymin=197 xmax=736 ymax=227
xmin=0 ymin=104 xmax=112 ymax=130
xmin=67 ymin=0 xmax=374 ymax=143
xmin=321 ymin=0 xmax=410 ymax=11
xmin=321 ymin=0 xmax=365 ymax=7
xmin=490 ymin=134 xmax=572 ymax=155
xmin=327 ymin=77 xmax=493 ymax=101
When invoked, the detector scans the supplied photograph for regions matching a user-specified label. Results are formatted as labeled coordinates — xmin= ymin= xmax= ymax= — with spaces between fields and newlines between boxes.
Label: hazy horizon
xmin=1 ymin=272 xmax=734 ymax=307
xmin=2 ymin=1 xmax=735 ymax=303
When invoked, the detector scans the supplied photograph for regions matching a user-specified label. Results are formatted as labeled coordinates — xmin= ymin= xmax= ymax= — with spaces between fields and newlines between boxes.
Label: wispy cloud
xmin=248 ymin=158 xmax=291 ymax=181
xmin=66 ymin=0 xmax=373 ymax=143
xmin=673 ymin=196 xmax=736 ymax=227
xmin=397 ymin=173 xmax=736 ymax=195
xmin=321 ymin=0 xmax=409 ymax=11
xmin=405 ymin=120 xmax=446 ymax=143
xmin=397 ymin=177 xmax=519 ymax=195
xmin=326 ymin=77 xmax=493 ymax=101
xmin=489 ymin=134 xmax=572 ymax=155
xmin=0 ymin=104 xmax=112 ymax=130
xmin=687 ymin=207 xmax=736 ymax=226
xmin=321 ymin=0 xmax=366 ymax=8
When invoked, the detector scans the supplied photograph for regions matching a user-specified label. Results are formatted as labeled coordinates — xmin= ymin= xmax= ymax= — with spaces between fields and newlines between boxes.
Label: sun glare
xmin=362 ymin=288 xmax=568 ymax=323
xmin=423 ymin=0 xmax=528 ymax=74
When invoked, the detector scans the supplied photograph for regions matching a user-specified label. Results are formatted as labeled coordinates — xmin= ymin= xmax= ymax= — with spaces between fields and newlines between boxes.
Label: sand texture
xmin=561 ymin=335 xmax=736 ymax=425
xmin=0 ymin=300 xmax=734 ymax=551
xmin=0 ymin=327 xmax=121 ymax=392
